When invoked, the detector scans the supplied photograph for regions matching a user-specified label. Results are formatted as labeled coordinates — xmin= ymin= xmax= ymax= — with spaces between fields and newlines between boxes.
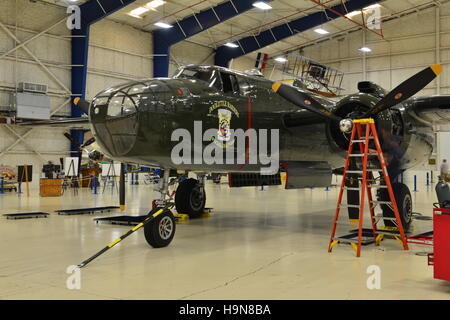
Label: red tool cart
xmin=432 ymin=208 xmax=450 ymax=281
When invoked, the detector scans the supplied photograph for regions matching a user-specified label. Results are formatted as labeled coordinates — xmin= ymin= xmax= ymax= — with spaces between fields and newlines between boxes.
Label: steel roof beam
xmin=153 ymin=0 xmax=256 ymax=77
xmin=214 ymin=0 xmax=381 ymax=67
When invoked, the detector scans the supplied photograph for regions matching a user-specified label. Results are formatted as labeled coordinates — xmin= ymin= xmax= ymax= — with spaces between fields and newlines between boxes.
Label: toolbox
xmin=433 ymin=208 xmax=450 ymax=281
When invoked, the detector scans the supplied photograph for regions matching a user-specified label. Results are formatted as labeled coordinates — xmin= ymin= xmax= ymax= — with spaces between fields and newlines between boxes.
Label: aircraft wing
xmin=16 ymin=117 xmax=91 ymax=129
xmin=408 ymin=95 xmax=450 ymax=125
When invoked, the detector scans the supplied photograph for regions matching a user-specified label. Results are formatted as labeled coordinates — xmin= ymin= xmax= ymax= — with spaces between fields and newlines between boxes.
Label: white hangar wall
xmin=87 ymin=20 xmax=215 ymax=99
xmin=300 ymin=6 xmax=443 ymax=97
xmin=0 ymin=0 xmax=72 ymax=184
xmin=0 ymin=0 xmax=214 ymax=185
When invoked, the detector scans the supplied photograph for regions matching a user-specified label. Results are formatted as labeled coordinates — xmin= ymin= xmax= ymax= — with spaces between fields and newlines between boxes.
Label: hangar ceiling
xmin=39 ymin=0 xmax=442 ymax=56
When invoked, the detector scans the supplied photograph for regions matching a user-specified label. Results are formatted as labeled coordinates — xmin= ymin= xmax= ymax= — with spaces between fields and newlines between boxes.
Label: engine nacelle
xmin=326 ymin=93 xmax=394 ymax=151
xmin=326 ymin=92 xmax=433 ymax=171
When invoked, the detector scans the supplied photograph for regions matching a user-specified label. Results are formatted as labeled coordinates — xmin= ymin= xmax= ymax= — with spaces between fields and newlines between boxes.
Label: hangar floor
xmin=0 ymin=178 xmax=449 ymax=300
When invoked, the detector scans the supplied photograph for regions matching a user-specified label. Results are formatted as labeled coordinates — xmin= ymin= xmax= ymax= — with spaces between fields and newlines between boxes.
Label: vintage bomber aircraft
xmin=35 ymin=63 xmax=449 ymax=248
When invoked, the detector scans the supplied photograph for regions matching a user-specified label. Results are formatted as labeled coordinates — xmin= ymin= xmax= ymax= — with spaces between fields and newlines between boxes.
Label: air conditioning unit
xmin=18 ymin=82 xmax=48 ymax=94
xmin=10 ymin=92 xmax=51 ymax=120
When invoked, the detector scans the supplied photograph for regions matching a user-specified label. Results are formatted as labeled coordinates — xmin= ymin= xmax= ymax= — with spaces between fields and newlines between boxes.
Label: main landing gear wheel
xmin=175 ymin=178 xmax=206 ymax=218
xmin=144 ymin=207 xmax=176 ymax=248
xmin=378 ymin=182 xmax=412 ymax=231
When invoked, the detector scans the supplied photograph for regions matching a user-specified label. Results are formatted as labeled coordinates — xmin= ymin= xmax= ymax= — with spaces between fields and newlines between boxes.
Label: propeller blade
xmin=81 ymin=137 xmax=96 ymax=148
xmin=63 ymin=131 xmax=81 ymax=150
xmin=272 ymin=83 xmax=342 ymax=123
xmin=73 ymin=97 xmax=90 ymax=115
xmin=365 ymin=64 xmax=443 ymax=116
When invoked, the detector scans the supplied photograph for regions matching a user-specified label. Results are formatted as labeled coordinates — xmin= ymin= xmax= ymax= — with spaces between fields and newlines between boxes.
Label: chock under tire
xmin=175 ymin=178 xmax=206 ymax=219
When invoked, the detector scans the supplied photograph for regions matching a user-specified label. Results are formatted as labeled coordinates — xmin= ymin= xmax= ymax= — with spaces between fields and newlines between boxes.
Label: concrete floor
xmin=0 ymin=176 xmax=449 ymax=300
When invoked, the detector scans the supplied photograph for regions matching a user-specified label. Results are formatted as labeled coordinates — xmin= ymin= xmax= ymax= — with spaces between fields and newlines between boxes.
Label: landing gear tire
xmin=175 ymin=178 xmax=206 ymax=218
xmin=144 ymin=208 xmax=176 ymax=248
xmin=379 ymin=182 xmax=412 ymax=231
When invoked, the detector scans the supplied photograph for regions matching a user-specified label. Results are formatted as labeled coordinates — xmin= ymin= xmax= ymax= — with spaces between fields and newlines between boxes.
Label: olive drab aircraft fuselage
xmin=84 ymin=65 xmax=448 ymax=176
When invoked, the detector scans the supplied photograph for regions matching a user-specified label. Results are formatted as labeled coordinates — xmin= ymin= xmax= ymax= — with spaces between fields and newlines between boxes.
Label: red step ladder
xmin=328 ymin=118 xmax=409 ymax=257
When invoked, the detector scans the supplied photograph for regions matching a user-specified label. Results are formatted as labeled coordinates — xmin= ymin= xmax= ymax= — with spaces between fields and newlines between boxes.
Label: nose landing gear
xmin=144 ymin=169 xmax=178 ymax=248
xmin=145 ymin=173 xmax=207 ymax=247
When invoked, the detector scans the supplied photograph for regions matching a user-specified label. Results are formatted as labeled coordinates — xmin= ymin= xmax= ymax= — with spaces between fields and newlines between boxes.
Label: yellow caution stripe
xmin=107 ymin=238 xmax=121 ymax=248
xmin=132 ymin=223 xmax=144 ymax=232
xmin=152 ymin=209 xmax=164 ymax=218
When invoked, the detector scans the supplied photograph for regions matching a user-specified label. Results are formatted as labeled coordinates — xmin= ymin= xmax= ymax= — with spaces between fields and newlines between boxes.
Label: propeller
xmin=363 ymin=64 xmax=443 ymax=117
xmin=73 ymin=97 xmax=90 ymax=115
xmin=63 ymin=132 xmax=96 ymax=150
xmin=63 ymin=132 xmax=126 ymax=211
xmin=63 ymin=131 xmax=82 ymax=151
xmin=272 ymin=64 xmax=443 ymax=132
xmin=81 ymin=137 xmax=96 ymax=149
xmin=63 ymin=132 xmax=100 ymax=161
xmin=272 ymin=83 xmax=342 ymax=123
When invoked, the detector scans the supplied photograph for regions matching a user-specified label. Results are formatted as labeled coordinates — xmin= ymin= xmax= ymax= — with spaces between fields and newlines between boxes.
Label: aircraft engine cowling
xmin=326 ymin=93 xmax=399 ymax=152
xmin=326 ymin=92 xmax=434 ymax=171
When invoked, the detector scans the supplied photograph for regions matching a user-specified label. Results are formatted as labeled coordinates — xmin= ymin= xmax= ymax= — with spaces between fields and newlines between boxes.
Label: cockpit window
xmin=128 ymin=83 xmax=148 ymax=95
xmin=93 ymin=83 xmax=145 ymax=118
xmin=220 ymin=72 xmax=239 ymax=94
xmin=174 ymin=68 xmax=222 ymax=91
xmin=107 ymin=94 xmax=138 ymax=117
xmin=237 ymin=77 xmax=252 ymax=95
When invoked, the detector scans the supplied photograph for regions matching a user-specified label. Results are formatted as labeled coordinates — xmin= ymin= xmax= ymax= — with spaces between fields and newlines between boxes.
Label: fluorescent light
xmin=154 ymin=21 xmax=173 ymax=29
xmin=314 ymin=28 xmax=329 ymax=35
xmin=345 ymin=4 xmax=381 ymax=18
xmin=128 ymin=7 xmax=150 ymax=18
xmin=253 ymin=1 xmax=272 ymax=10
xmin=225 ymin=42 xmax=239 ymax=48
xmin=345 ymin=10 xmax=360 ymax=18
xmin=365 ymin=4 xmax=381 ymax=10
xmin=275 ymin=57 xmax=287 ymax=63
xmin=359 ymin=47 xmax=372 ymax=53
xmin=146 ymin=0 xmax=166 ymax=9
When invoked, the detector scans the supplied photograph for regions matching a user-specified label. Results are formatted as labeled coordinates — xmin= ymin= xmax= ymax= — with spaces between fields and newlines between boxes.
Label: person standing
xmin=441 ymin=159 xmax=449 ymax=181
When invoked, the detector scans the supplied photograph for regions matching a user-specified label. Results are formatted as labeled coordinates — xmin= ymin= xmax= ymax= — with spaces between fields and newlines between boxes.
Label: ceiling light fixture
xmin=154 ymin=21 xmax=173 ymax=29
xmin=275 ymin=57 xmax=288 ymax=63
xmin=314 ymin=28 xmax=329 ymax=35
xmin=345 ymin=4 xmax=382 ymax=18
xmin=359 ymin=47 xmax=372 ymax=53
xmin=146 ymin=0 xmax=166 ymax=9
xmin=345 ymin=11 xmax=360 ymax=18
xmin=128 ymin=7 xmax=150 ymax=18
xmin=252 ymin=1 xmax=272 ymax=10
xmin=365 ymin=4 xmax=381 ymax=10
xmin=225 ymin=42 xmax=240 ymax=48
